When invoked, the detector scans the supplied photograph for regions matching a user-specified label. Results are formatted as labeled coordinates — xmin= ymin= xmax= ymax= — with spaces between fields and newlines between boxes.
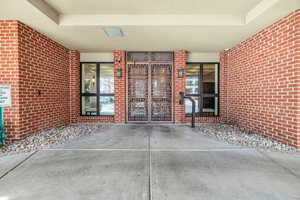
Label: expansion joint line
xmin=0 ymin=151 xmax=38 ymax=180
xmin=148 ymin=131 xmax=152 ymax=200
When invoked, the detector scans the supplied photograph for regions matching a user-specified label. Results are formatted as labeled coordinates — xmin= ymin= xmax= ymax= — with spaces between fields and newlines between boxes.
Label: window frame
xmin=80 ymin=62 xmax=115 ymax=117
xmin=185 ymin=62 xmax=220 ymax=117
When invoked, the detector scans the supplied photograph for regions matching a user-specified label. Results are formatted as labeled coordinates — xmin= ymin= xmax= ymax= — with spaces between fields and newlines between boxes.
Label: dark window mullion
xmin=80 ymin=62 xmax=115 ymax=117
xmin=81 ymin=93 xmax=97 ymax=96
xmin=199 ymin=64 xmax=203 ymax=115
xmin=99 ymin=94 xmax=115 ymax=96
xmin=96 ymin=63 xmax=100 ymax=116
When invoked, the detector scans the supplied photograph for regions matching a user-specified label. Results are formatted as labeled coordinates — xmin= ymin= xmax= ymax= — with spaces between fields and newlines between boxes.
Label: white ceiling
xmin=0 ymin=0 xmax=299 ymax=52
xmin=44 ymin=0 xmax=261 ymax=15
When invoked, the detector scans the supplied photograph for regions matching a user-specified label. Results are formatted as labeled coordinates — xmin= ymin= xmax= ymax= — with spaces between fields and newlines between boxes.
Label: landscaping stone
xmin=0 ymin=123 xmax=112 ymax=157
xmin=196 ymin=123 xmax=297 ymax=152
xmin=0 ymin=123 xmax=297 ymax=157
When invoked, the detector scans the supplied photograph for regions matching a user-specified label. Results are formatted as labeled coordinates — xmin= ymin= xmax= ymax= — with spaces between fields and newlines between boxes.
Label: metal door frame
xmin=126 ymin=52 xmax=174 ymax=123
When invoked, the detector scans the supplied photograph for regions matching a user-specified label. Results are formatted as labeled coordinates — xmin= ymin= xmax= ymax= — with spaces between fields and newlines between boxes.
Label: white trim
xmin=188 ymin=52 xmax=219 ymax=62
xmin=80 ymin=52 xmax=114 ymax=62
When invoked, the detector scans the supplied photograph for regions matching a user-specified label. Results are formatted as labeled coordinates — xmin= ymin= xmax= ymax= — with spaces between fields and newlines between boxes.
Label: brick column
xmin=69 ymin=50 xmax=80 ymax=123
xmin=295 ymin=10 xmax=300 ymax=150
xmin=173 ymin=50 xmax=187 ymax=123
xmin=219 ymin=51 xmax=228 ymax=123
xmin=114 ymin=50 xmax=126 ymax=123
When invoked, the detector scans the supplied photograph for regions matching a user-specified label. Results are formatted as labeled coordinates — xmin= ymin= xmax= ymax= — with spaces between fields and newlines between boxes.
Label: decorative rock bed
xmin=0 ymin=123 xmax=111 ymax=157
xmin=0 ymin=123 xmax=297 ymax=157
xmin=196 ymin=123 xmax=297 ymax=153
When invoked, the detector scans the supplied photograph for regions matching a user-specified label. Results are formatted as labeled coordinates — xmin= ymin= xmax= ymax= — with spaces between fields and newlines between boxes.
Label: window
xmin=185 ymin=63 xmax=219 ymax=117
xmin=81 ymin=63 xmax=114 ymax=116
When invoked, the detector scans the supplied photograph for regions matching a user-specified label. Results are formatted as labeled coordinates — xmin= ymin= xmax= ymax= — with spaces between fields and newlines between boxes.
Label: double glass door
xmin=127 ymin=62 xmax=172 ymax=122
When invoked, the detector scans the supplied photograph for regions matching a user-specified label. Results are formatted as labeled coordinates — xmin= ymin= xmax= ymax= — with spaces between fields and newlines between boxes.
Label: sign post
xmin=0 ymin=85 xmax=12 ymax=147
xmin=0 ymin=107 xmax=5 ymax=146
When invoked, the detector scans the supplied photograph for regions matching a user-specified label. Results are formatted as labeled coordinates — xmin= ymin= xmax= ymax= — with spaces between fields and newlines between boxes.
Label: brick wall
xmin=18 ymin=22 xmax=71 ymax=139
xmin=173 ymin=51 xmax=223 ymax=123
xmin=0 ymin=21 xmax=72 ymax=140
xmin=68 ymin=50 xmax=125 ymax=124
xmin=0 ymin=21 xmax=21 ymax=139
xmin=114 ymin=50 xmax=126 ymax=123
xmin=69 ymin=50 xmax=80 ymax=123
xmin=173 ymin=50 xmax=187 ymax=123
xmin=220 ymin=9 xmax=300 ymax=149
xmin=69 ymin=51 xmax=115 ymax=123
xmin=1 ymin=12 xmax=299 ymax=149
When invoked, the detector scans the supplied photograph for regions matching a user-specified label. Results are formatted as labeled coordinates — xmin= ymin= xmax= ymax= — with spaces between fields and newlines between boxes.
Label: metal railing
xmin=179 ymin=92 xmax=195 ymax=128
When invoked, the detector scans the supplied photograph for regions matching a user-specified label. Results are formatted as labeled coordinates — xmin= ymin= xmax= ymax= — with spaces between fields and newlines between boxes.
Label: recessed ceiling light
xmin=103 ymin=27 xmax=124 ymax=37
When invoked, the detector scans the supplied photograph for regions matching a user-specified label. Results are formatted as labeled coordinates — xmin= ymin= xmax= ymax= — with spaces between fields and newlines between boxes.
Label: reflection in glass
xmin=186 ymin=64 xmax=200 ymax=94
xmin=185 ymin=63 xmax=219 ymax=116
xmin=134 ymin=80 xmax=146 ymax=98
xmin=130 ymin=102 xmax=146 ymax=117
xmin=81 ymin=64 xmax=97 ymax=93
xmin=152 ymin=79 xmax=167 ymax=97
xmin=203 ymin=64 xmax=216 ymax=94
xmin=82 ymin=96 xmax=97 ymax=115
xmin=99 ymin=96 xmax=114 ymax=115
xmin=99 ymin=64 xmax=114 ymax=94
xmin=203 ymin=97 xmax=215 ymax=113
xmin=185 ymin=96 xmax=199 ymax=114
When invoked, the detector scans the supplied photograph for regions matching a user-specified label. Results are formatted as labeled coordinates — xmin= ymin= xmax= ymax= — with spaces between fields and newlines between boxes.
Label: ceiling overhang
xmin=27 ymin=0 xmax=59 ymax=24
xmin=1 ymin=0 xmax=297 ymax=52
xmin=26 ymin=0 xmax=287 ymax=26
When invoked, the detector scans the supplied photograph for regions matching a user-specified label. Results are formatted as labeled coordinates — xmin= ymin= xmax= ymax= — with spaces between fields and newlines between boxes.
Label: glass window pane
xmin=81 ymin=64 xmax=97 ymax=93
xmin=203 ymin=97 xmax=215 ymax=113
xmin=99 ymin=64 xmax=114 ymax=94
xmin=203 ymin=64 xmax=216 ymax=94
xmin=99 ymin=96 xmax=115 ymax=115
xmin=185 ymin=96 xmax=199 ymax=114
xmin=82 ymin=96 xmax=97 ymax=115
xmin=186 ymin=64 xmax=200 ymax=94
xmin=134 ymin=80 xmax=146 ymax=98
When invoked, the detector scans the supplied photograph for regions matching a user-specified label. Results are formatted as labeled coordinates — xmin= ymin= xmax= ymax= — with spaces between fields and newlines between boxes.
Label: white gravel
xmin=0 ymin=123 xmax=112 ymax=157
xmin=196 ymin=123 xmax=297 ymax=152
xmin=0 ymin=123 xmax=297 ymax=157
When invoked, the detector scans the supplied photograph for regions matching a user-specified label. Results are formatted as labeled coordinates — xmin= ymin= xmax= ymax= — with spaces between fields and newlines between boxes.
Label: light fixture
xmin=117 ymin=68 xmax=123 ymax=78
xmin=116 ymin=57 xmax=121 ymax=63
xmin=177 ymin=69 xmax=184 ymax=78
xmin=103 ymin=27 xmax=124 ymax=37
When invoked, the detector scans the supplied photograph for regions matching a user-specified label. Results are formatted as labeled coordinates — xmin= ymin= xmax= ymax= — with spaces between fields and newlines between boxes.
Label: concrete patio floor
xmin=0 ymin=125 xmax=299 ymax=200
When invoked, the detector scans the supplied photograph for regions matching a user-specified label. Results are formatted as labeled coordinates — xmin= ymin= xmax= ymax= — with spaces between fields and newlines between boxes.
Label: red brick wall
xmin=296 ymin=11 xmax=300 ymax=149
xmin=69 ymin=50 xmax=80 ymax=123
xmin=1 ymin=12 xmax=299 ymax=149
xmin=173 ymin=50 xmax=187 ymax=123
xmin=0 ymin=21 xmax=73 ymax=140
xmin=68 ymin=50 xmax=126 ymax=124
xmin=173 ymin=51 xmax=223 ymax=123
xmin=220 ymin=9 xmax=300 ymax=149
xmin=69 ymin=51 xmax=114 ymax=123
xmin=17 ymin=22 xmax=71 ymax=139
xmin=0 ymin=20 xmax=21 ymax=139
xmin=114 ymin=50 xmax=126 ymax=123
xmin=219 ymin=52 xmax=228 ymax=123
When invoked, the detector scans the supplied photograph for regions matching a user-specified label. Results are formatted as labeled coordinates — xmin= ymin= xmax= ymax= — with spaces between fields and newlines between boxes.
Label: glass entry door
xmin=127 ymin=52 xmax=173 ymax=122
xmin=150 ymin=63 xmax=172 ymax=121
